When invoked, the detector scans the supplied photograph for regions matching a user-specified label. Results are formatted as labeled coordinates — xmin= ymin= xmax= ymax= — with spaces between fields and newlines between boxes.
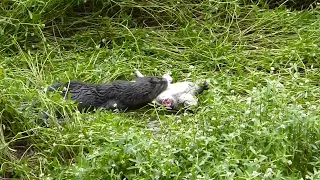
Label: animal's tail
xmin=44 ymin=82 xmax=64 ymax=92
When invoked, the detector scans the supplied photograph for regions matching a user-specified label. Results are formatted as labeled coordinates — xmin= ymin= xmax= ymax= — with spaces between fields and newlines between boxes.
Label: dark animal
xmin=47 ymin=76 xmax=168 ymax=112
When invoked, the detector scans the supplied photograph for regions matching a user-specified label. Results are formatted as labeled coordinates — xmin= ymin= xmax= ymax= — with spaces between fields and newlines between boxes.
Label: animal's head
xmin=148 ymin=77 xmax=169 ymax=91
xmin=135 ymin=76 xmax=169 ymax=98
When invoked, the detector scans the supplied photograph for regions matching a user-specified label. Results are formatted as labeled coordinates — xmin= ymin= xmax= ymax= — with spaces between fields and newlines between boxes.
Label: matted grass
xmin=1 ymin=0 xmax=320 ymax=179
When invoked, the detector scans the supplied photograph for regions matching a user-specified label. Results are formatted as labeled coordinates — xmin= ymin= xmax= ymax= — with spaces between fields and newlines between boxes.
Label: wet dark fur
xmin=48 ymin=76 xmax=168 ymax=112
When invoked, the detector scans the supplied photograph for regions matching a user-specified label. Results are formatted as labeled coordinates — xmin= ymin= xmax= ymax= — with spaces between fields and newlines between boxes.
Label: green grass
xmin=1 ymin=0 xmax=320 ymax=179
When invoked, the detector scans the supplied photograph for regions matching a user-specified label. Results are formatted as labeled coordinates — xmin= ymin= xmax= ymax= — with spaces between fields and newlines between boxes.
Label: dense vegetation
xmin=1 ymin=0 xmax=320 ymax=179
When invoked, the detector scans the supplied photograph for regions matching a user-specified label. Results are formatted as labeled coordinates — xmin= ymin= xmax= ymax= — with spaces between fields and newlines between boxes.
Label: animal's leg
xmin=135 ymin=70 xmax=144 ymax=77
xmin=162 ymin=72 xmax=173 ymax=84
xmin=100 ymin=100 xmax=127 ymax=111
xmin=178 ymin=93 xmax=198 ymax=107
xmin=196 ymin=81 xmax=210 ymax=95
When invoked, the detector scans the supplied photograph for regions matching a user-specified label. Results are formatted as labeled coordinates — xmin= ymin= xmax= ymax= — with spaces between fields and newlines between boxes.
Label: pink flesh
xmin=162 ymin=99 xmax=172 ymax=108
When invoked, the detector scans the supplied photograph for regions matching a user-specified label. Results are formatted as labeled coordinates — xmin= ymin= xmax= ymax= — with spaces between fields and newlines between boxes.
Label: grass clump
xmin=1 ymin=0 xmax=320 ymax=179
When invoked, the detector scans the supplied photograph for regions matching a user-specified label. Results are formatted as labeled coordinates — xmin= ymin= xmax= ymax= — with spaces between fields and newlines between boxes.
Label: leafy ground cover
xmin=1 ymin=0 xmax=320 ymax=179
